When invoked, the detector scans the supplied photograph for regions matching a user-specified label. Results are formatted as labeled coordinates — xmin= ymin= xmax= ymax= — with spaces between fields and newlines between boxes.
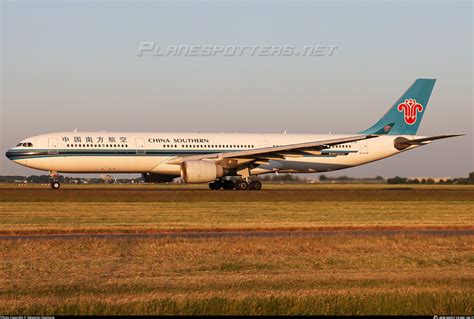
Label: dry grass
xmin=1 ymin=201 xmax=473 ymax=234
xmin=1 ymin=184 xmax=473 ymax=203
xmin=0 ymin=184 xmax=472 ymax=314
xmin=1 ymin=184 xmax=473 ymax=234
xmin=1 ymin=235 xmax=473 ymax=314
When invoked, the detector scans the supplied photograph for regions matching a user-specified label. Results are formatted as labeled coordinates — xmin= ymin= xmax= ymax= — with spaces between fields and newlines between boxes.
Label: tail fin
xmin=359 ymin=79 xmax=436 ymax=135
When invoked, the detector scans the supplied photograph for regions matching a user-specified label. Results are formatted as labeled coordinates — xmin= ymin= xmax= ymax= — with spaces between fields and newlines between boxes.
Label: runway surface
xmin=1 ymin=229 xmax=473 ymax=241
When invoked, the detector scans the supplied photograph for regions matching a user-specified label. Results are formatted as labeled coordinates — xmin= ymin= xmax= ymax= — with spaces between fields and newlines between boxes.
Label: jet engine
xmin=180 ymin=160 xmax=224 ymax=183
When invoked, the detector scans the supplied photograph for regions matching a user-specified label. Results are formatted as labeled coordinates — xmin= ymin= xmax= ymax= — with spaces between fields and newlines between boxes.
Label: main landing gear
xmin=50 ymin=171 xmax=61 ymax=190
xmin=208 ymin=179 xmax=262 ymax=191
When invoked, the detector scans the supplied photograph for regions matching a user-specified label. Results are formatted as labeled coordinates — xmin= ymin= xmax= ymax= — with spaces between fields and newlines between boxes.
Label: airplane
xmin=5 ymin=79 xmax=463 ymax=190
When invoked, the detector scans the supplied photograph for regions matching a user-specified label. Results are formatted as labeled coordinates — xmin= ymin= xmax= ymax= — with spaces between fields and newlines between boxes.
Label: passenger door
xmin=135 ymin=138 xmax=146 ymax=155
xmin=48 ymin=138 xmax=58 ymax=155
xmin=359 ymin=140 xmax=368 ymax=154
xmin=263 ymin=136 xmax=271 ymax=148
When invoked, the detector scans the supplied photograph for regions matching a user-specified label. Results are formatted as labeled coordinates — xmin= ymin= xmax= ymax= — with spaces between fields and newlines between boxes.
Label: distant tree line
xmin=319 ymin=175 xmax=384 ymax=182
xmin=1 ymin=172 xmax=473 ymax=184
xmin=260 ymin=174 xmax=301 ymax=182
xmin=386 ymin=172 xmax=474 ymax=185
xmin=0 ymin=175 xmax=142 ymax=184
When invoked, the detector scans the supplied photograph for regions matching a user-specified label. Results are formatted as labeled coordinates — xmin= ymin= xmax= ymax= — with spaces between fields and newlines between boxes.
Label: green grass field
xmin=0 ymin=184 xmax=473 ymax=314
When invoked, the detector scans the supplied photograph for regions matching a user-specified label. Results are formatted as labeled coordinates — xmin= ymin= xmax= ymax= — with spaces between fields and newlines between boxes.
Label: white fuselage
xmin=6 ymin=131 xmax=424 ymax=176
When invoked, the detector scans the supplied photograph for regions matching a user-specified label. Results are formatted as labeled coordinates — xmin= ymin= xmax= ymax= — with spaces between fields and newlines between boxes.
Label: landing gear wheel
xmin=209 ymin=181 xmax=223 ymax=190
xmin=50 ymin=181 xmax=61 ymax=190
xmin=250 ymin=180 xmax=262 ymax=190
xmin=235 ymin=180 xmax=249 ymax=190
xmin=223 ymin=180 xmax=235 ymax=190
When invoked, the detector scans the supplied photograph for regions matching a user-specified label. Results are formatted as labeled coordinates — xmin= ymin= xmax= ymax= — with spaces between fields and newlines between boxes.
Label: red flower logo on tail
xmin=397 ymin=99 xmax=423 ymax=125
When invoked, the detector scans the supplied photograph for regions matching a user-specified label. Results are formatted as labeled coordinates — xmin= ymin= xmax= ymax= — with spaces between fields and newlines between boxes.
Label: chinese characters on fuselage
xmin=62 ymin=136 xmax=128 ymax=143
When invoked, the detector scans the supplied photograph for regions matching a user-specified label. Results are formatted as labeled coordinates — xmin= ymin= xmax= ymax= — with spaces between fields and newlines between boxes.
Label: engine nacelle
xmin=180 ymin=160 xmax=224 ymax=183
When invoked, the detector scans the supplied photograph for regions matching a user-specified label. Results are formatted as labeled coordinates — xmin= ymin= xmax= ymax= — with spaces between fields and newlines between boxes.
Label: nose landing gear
xmin=51 ymin=181 xmax=61 ymax=190
xmin=49 ymin=171 xmax=61 ymax=190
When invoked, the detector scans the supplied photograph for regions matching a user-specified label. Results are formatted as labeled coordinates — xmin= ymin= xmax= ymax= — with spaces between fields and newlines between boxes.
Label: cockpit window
xmin=17 ymin=142 xmax=33 ymax=147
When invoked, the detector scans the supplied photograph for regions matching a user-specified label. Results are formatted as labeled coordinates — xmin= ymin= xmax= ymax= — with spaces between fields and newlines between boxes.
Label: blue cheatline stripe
xmin=7 ymin=148 xmax=358 ymax=160
xmin=321 ymin=150 xmax=358 ymax=153
xmin=9 ymin=148 xmax=358 ymax=154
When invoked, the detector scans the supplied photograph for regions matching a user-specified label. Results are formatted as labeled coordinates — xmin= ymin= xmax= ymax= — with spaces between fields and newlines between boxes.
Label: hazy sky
xmin=1 ymin=1 xmax=472 ymax=178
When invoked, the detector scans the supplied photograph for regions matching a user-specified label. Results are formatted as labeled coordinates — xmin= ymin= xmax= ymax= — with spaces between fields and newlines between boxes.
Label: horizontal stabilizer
xmin=394 ymin=134 xmax=464 ymax=150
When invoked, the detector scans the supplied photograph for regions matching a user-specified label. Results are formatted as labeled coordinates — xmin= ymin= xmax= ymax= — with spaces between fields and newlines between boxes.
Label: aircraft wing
xmin=166 ymin=134 xmax=377 ymax=166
